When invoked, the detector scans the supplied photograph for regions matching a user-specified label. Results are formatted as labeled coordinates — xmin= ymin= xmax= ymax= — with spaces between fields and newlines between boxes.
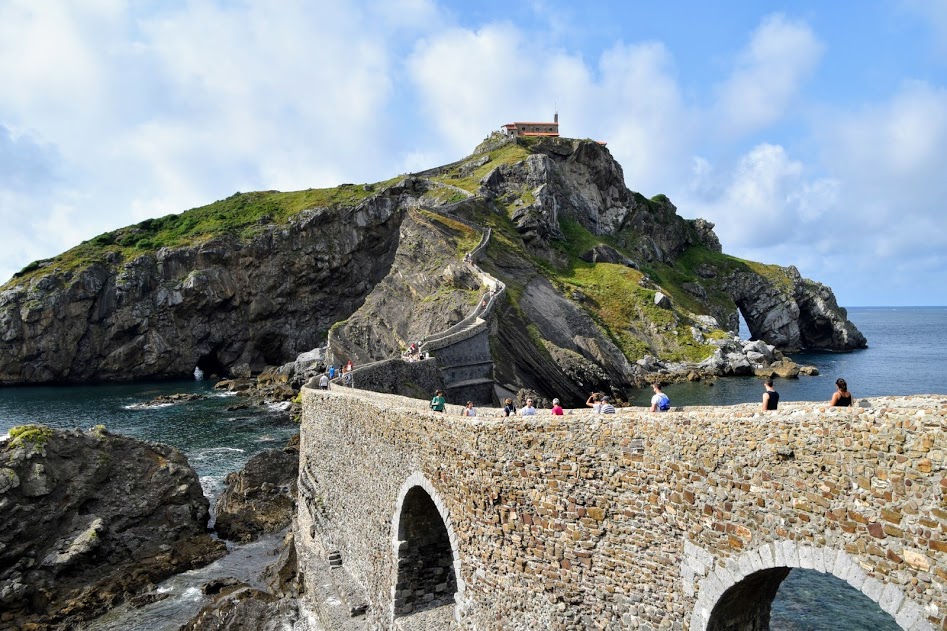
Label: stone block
xmin=860 ymin=576 xmax=884 ymax=602
xmin=878 ymin=582 xmax=905 ymax=617
xmin=758 ymin=543 xmax=775 ymax=569
xmin=797 ymin=546 xmax=816 ymax=570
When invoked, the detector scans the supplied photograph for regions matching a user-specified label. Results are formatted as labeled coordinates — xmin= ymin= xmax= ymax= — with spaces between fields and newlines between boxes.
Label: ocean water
xmin=1 ymin=306 xmax=942 ymax=628
xmin=658 ymin=306 xmax=947 ymax=407
xmin=0 ymin=380 xmax=298 ymax=502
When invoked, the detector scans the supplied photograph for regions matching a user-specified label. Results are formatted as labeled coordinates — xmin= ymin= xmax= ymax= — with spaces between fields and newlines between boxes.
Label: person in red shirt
xmin=551 ymin=398 xmax=564 ymax=415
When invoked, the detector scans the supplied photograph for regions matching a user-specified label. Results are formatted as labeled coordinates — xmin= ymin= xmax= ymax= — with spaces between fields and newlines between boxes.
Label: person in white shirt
xmin=318 ymin=373 xmax=329 ymax=390
xmin=586 ymin=392 xmax=602 ymax=414
xmin=650 ymin=383 xmax=671 ymax=412
xmin=520 ymin=398 xmax=537 ymax=416
xmin=462 ymin=401 xmax=477 ymax=416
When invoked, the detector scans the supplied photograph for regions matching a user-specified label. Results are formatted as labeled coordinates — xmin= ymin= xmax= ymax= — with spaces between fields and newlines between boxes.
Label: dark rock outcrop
xmin=0 ymin=425 xmax=225 ymax=629
xmin=214 ymin=435 xmax=299 ymax=543
xmin=0 ymin=181 xmax=420 ymax=384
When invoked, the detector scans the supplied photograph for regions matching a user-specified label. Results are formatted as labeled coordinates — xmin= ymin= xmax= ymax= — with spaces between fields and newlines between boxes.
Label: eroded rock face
xmin=725 ymin=267 xmax=866 ymax=351
xmin=214 ymin=435 xmax=299 ymax=543
xmin=0 ymin=426 xmax=225 ymax=629
xmin=0 ymin=182 xmax=416 ymax=384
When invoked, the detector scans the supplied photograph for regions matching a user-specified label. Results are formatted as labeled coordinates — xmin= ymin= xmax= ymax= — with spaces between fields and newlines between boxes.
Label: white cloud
xmin=713 ymin=14 xmax=823 ymax=137
xmin=407 ymin=28 xmax=693 ymax=195
xmin=685 ymin=143 xmax=838 ymax=251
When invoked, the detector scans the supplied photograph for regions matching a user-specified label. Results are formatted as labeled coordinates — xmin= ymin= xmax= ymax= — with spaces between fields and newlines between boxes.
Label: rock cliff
xmin=0 ymin=425 xmax=225 ymax=629
xmin=0 ymin=181 xmax=418 ymax=383
xmin=0 ymin=135 xmax=864 ymax=401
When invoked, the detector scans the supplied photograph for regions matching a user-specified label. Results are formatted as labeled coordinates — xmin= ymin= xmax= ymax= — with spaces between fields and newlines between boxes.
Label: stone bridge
xmin=295 ymin=387 xmax=947 ymax=630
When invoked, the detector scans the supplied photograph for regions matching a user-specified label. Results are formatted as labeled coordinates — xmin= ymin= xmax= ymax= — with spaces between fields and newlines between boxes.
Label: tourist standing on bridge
xmin=318 ymin=373 xmax=329 ymax=390
xmin=462 ymin=401 xmax=477 ymax=416
xmin=520 ymin=398 xmax=537 ymax=416
xmin=586 ymin=392 xmax=603 ymax=414
xmin=600 ymin=396 xmax=616 ymax=414
xmin=830 ymin=378 xmax=854 ymax=407
xmin=650 ymin=384 xmax=671 ymax=412
xmin=430 ymin=390 xmax=446 ymax=413
xmin=551 ymin=398 xmax=563 ymax=415
xmin=503 ymin=398 xmax=516 ymax=416
xmin=762 ymin=378 xmax=779 ymax=411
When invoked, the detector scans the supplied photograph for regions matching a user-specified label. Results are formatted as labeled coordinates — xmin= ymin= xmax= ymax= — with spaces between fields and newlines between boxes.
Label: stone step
xmin=303 ymin=553 xmax=369 ymax=631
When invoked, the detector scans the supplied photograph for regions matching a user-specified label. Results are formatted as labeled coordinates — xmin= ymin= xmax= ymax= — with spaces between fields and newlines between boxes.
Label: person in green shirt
xmin=430 ymin=389 xmax=446 ymax=412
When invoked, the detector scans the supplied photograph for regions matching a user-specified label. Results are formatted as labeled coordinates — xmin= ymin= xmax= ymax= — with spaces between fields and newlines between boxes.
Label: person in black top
xmin=830 ymin=378 xmax=854 ymax=406
xmin=762 ymin=378 xmax=779 ymax=411
xmin=502 ymin=398 xmax=516 ymax=417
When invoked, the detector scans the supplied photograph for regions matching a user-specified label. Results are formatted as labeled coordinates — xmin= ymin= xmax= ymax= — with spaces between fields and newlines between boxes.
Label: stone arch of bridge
xmin=390 ymin=471 xmax=465 ymax=622
xmin=688 ymin=540 xmax=933 ymax=631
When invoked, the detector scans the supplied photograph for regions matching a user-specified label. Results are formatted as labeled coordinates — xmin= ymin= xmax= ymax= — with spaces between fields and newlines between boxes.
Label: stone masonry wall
xmin=296 ymin=389 xmax=947 ymax=630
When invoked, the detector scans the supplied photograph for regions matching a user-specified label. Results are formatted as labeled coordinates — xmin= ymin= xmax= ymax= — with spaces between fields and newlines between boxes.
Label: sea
xmin=1 ymin=306 xmax=944 ymax=629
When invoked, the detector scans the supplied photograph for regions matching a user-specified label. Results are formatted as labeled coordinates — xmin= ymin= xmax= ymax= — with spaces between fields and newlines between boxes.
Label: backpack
xmin=658 ymin=394 xmax=671 ymax=411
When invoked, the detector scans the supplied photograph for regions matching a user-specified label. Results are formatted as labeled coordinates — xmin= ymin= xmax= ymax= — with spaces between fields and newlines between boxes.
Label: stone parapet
xmin=297 ymin=390 xmax=947 ymax=629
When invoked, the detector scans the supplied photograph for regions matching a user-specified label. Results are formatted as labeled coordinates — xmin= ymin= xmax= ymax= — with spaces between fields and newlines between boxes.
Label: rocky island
xmin=0 ymin=134 xmax=865 ymax=405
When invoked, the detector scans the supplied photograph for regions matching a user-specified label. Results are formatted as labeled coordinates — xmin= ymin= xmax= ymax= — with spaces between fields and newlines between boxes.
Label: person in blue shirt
xmin=650 ymin=384 xmax=671 ymax=412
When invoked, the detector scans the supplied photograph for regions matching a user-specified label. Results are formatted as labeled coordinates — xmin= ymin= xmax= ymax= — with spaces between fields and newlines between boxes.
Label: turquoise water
xmin=1 ymin=306 xmax=942 ymax=628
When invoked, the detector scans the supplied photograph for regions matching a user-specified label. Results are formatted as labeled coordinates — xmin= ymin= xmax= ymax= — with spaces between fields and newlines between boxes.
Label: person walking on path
xmin=600 ymin=396 xmax=616 ymax=414
xmin=551 ymin=398 xmax=564 ymax=415
xmin=649 ymin=384 xmax=671 ymax=412
xmin=318 ymin=373 xmax=329 ymax=390
xmin=586 ymin=393 xmax=603 ymax=414
xmin=430 ymin=389 xmax=446 ymax=413
xmin=520 ymin=398 xmax=537 ymax=416
xmin=462 ymin=401 xmax=477 ymax=416
xmin=762 ymin=378 xmax=780 ymax=411
xmin=830 ymin=378 xmax=854 ymax=407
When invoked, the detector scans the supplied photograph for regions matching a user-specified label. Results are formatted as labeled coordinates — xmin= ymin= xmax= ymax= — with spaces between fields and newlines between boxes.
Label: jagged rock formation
xmin=0 ymin=425 xmax=225 ymax=629
xmin=723 ymin=267 xmax=866 ymax=352
xmin=214 ymin=435 xmax=299 ymax=543
xmin=0 ymin=135 xmax=864 ymax=403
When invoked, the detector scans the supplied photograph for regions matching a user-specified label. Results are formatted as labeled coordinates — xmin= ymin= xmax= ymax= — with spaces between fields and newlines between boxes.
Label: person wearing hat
xmin=600 ymin=396 xmax=616 ymax=414
xmin=551 ymin=398 xmax=564 ymax=415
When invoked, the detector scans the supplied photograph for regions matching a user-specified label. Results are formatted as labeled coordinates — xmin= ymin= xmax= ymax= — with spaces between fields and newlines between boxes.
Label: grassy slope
xmin=3 ymin=181 xmax=397 ymax=290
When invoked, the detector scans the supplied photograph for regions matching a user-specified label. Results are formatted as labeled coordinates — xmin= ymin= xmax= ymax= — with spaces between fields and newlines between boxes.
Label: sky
xmin=1 ymin=1 xmax=945 ymax=306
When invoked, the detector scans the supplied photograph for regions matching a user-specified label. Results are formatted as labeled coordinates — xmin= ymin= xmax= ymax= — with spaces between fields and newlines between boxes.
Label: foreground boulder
xmin=0 ymin=425 xmax=226 ymax=629
xmin=214 ymin=434 xmax=299 ymax=543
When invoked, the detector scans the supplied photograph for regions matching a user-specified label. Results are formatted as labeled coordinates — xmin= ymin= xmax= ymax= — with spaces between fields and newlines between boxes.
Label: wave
xmin=122 ymin=402 xmax=174 ymax=410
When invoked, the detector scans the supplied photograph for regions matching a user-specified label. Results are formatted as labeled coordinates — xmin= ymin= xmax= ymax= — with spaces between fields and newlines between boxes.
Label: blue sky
xmin=1 ymin=1 xmax=945 ymax=306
